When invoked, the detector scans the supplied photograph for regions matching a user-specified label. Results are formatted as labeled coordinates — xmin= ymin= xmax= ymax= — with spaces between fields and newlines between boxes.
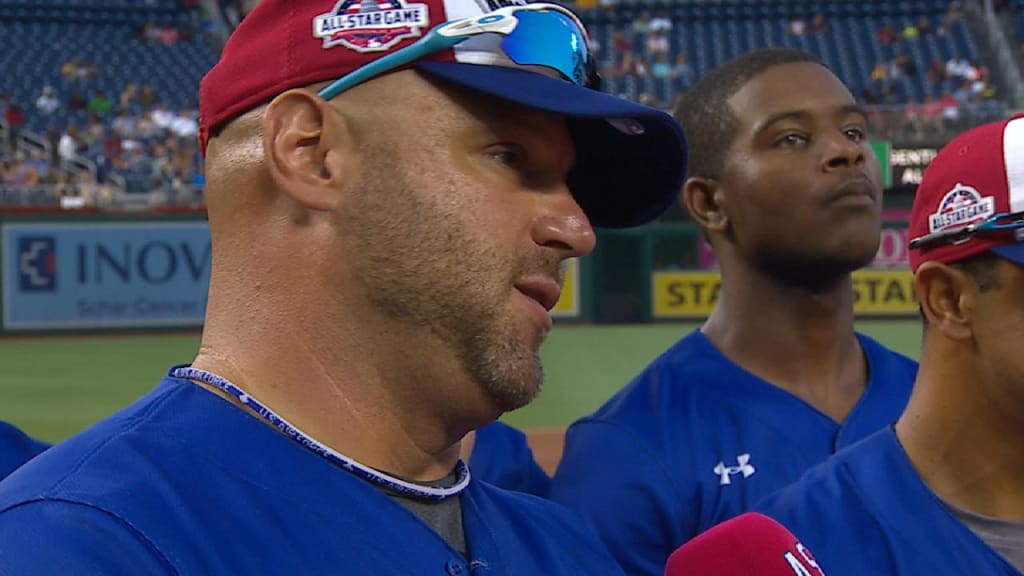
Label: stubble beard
xmin=346 ymin=153 xmax=545 ymax=413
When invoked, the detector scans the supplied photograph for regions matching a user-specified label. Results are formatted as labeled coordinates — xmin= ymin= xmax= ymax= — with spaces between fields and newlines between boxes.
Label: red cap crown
xmin=908 ymin=114 xmax=1024 ymax=271
xmin=199 ymin=0 xmax=461 ymax=152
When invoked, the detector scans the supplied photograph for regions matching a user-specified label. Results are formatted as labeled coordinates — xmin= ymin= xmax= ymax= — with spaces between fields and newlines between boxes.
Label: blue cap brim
xmin=414 ymin=62 xmax=688 ymax=229
xmin=992 ymin=242 xmax=1024 ymax=266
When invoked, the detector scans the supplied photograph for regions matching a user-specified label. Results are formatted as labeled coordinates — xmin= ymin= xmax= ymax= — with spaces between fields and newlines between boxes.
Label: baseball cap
xmin=908 ymin=114 xmax=1024 ymax=272
xmin=198 ymin=0 xmax=688 ymax=229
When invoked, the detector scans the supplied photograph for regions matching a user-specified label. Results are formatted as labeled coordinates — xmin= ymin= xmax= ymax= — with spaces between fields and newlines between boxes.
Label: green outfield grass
xmin=0 ymin=321 xmax=923 ymax=442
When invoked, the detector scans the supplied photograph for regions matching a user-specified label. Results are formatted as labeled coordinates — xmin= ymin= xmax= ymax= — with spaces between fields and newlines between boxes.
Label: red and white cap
xmin=197 ymin=0 xmax=689 ymax=228
xmin=908 ymin=114 xmax=1024 ymax=271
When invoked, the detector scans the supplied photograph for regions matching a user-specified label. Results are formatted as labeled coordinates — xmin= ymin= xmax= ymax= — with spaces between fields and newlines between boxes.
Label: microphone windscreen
xmin=664 ymin=513 xmax=825 ymax=576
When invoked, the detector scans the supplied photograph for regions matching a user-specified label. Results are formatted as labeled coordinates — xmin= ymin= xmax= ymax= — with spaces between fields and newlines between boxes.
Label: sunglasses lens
xmin=499 ymin=10 xmax=594 ymax=88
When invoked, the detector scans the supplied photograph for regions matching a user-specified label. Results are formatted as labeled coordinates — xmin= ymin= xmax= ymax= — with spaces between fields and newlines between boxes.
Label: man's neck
xmin=191 ymin=316 xmax=469 ymax=483
xmin=896 ymin=353 xmax=1024 ymax=521
xmin=702 ymin=264 xmax=866 ymax=422
xmin=193 ymin=231 xmax=479 ymax=483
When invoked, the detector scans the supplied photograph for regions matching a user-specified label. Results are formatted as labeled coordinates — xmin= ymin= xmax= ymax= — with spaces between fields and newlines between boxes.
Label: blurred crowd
xmin=0 ymin=0 xmax=210 ymax=211
xmin=861 ymin=2 xmax=1004 ymax=140
xmin=1 ymin=79 xmax=204 ymax=210
xmin=595 ymin=0 xmax=1004 ymax=140
xmin=0 ymin=0 xmax=1020 ymax=211
xmin=601 ymin=10 xmax=695 ymax=98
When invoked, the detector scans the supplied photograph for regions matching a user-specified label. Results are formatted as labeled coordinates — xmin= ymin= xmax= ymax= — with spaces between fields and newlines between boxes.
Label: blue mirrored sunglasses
xmin=318 ymin=2 xmax=600 ymax=100
xmin=909 ymin=210 xmax=1024 ymax=251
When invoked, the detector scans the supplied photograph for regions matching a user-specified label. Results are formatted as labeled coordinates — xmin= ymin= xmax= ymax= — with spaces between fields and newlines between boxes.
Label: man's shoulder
xmin=856 ymin=332 xmax=920 ymax=379
xmin=0 ymin=378 xmax=202 ymax=574
xmin=756 ymin=445 xmax=864 ymax=522
xmin=758 ymin=427 xmax=894 ymax=508
xmin=0 ymin=374 xmax=253 ymax=534
xmin=643 ymin=329 xmax=727 ymax=378
xmin=756 ymin=427 xmax=1024 ymax=576
xmin=469 ymin=421 xmax=552 ymax=497
xmin=580 ymin=330 xmax=742 ymax=425
xmin=471 ymin=479 xmax=577 ymax=522
xmin=467 ymin=481 xmax=624 ymax=573
xmin=0 ymin=498 xmax=173 ymax=573
xmin=470 ymin=480 xmax=600 ymax=537
xmin=751 ymin=432 xmax=895 ymax=573
xmin=0 ymin=421 xmax=50 ymax=479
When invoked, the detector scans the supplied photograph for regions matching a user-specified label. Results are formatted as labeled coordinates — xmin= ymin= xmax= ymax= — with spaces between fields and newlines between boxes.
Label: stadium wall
xmin=0 ymin=207 xmax=918 ymax=334
xmin=0 ymin=211 xmax=208 ymax=333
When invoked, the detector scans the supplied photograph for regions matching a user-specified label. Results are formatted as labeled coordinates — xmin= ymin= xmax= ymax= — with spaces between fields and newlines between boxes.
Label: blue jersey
xmin=756 ymin=427 xmax=1023 ymax=575
xmin=0 ymin=421 xmax=50 ymax=480
xmin=469 ymin=421 xmax=551 ymax=497
xmin=550 ymin=330 xmax=917 ymax=576
xmin=0 ymin=371 xmax=623 ymax=575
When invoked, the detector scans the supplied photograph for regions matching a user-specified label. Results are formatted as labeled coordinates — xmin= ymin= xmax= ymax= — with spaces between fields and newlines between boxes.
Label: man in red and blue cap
xmin=756 ymin=115 xmax=1024 ymax=575
xmin=0 ymin=0 xmax=687 ymax=572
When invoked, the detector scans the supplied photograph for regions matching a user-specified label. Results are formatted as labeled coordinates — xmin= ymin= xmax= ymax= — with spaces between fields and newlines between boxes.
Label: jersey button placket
xmin=444 ymin=558 xmax=466 ymax=576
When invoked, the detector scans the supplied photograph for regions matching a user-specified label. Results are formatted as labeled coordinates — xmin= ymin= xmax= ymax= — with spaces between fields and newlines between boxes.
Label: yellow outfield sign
xmin=652 ymin=268 xmax=917 ymax=319
xmin=651 ymin=271 xmax=721 ymax=319
xmin=551 ymin=258 xmax=579 ymax=318
xmin=850 ymin=268 xmax=918 ymax=315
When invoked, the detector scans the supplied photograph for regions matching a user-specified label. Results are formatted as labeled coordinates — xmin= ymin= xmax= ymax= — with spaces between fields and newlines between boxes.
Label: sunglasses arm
xmin=435 ymin=13 xmax=520 ymax=38
xmin=318 ymin=32 xmax=462 ymax=100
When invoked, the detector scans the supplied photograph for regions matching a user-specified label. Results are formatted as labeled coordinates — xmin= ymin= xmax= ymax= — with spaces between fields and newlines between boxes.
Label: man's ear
xmin=261 ymin=89 xmax=352 ymax=212
xmin=915 ymin=262 xmax=977 ymax=341
xmin=682 ymin=176 xmax=728 ymax=234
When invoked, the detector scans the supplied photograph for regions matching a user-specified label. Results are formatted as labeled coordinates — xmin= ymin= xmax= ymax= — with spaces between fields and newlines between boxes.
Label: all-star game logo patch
xmin=927 ymin=183 xmax=996 ymax=233
xmin=313 ymin=0 xmax=430 ymax=53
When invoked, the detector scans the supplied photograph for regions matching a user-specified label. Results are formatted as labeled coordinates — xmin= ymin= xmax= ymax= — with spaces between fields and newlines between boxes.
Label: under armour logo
xmin=713 ymin=453 xmax=755 ymax=485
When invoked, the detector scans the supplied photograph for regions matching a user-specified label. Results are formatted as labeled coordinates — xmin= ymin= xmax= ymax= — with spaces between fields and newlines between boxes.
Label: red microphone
xmin=665 ymin=513 xmax=826 ymax=576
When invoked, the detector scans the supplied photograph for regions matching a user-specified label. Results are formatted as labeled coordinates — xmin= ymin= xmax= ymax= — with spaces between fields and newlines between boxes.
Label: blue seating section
xmin=0 ymin=1 xmax=989 ymax=126
xmin=0 ymin=0 xmax=1000 ymax=141
xmin=0 ymin=0 xmax=188 ymax=20
xmin=580 ymin=0 xmax=979 ymax=105
xmin=0 ymin=2 xmax=216 ymax=135
xmin=1013 ymin=0 xmax=1024 ymax=40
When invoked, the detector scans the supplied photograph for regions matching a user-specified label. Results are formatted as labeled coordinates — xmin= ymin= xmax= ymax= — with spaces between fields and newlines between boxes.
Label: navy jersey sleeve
xmin=520 ymin=454 xmax=552 ymax=498
xmin=469 ymin=421 xmax=551 ymax=497
xmin=0 ymin=500 xmax=174 ymax=575
xmin=0 ymin=421 xmax=51 ymax=480
xmin=550 ymin=419 xmax=688 ymax=576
